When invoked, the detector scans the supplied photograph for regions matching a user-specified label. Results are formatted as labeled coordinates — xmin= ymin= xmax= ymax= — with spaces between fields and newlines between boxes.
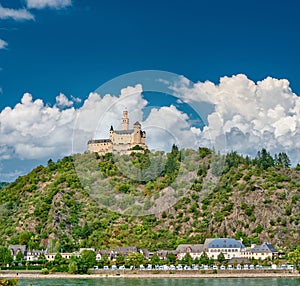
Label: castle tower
xmin=122 ymin=110 xmax=129 ymax=130
xmin=133 ymin=121 xmax=141 ymax=144
xmin=109 ymin=125 xmax=114 ymax=142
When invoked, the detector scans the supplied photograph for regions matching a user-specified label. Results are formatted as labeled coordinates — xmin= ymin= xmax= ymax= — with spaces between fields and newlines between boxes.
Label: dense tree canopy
xmin=0 ymin=246 xmax=13 ymax=266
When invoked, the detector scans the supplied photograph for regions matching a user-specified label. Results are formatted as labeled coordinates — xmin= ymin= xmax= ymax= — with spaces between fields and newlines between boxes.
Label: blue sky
xmin=1 ymin=0 xmax=300 ymax=181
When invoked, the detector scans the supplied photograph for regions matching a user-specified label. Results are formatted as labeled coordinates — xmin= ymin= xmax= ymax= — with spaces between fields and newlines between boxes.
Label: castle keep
xmin=87 ymin=110 xmax=147 ymax=155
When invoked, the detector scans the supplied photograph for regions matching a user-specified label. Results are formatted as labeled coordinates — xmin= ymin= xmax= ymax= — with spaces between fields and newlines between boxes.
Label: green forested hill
xmin=0 ymin=182 xmax=8 ymax=190
xmin=0 ymin=147 xmax=299 ymax=252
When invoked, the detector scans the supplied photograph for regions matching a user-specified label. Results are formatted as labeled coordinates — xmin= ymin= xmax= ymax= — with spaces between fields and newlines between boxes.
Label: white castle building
xmin=87 ymin=110 xmax=147 ymax=155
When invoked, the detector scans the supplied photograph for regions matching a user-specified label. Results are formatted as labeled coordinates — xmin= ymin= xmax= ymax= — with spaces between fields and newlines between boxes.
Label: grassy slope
xmin=0 ymin=149 xmax=299 ymax=252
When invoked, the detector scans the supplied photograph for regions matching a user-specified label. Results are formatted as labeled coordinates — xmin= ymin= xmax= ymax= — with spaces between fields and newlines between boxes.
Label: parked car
xmin=249 ymin=265 xmax=255 ymax=270
xmin=220 ymin=265 xmax=226 ymax=270
xmin=111 ymin=265 xmax=117 ymax=270
xmin=119 ymin=265 xmax=125 ymax=270
xmin=147 ymin=264 xmax=152 ymax=270
xmin=177 ymin=264 xmax=183 ymax=270
xmin=103 ymin=266 xmax=109 ymax=270
xmin=212 ymin=265 xmax=218 ymax=270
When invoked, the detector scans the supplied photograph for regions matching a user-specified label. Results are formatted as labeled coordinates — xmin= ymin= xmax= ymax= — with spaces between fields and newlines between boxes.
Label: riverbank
xmin=1 ymin=270 xmax=299 ymax=279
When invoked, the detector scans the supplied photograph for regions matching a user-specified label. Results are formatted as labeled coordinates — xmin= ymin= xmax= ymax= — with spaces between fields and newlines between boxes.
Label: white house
xmin=204 ymin=238 xmax=245 ymax=259
xmin=176 ymin=244 xmax=204 ymax=260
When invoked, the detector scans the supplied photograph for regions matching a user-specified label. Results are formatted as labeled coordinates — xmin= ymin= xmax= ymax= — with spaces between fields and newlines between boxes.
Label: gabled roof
xmin=26 ymin=249 xmax=44 ymax=255
xmin=134 ymin=121 xmax=141 ymax=126
xmin=115 ymin=246 xmax=138 ymax=253
xmin=207 ymin=238 xmax=245 ymax=249
xmin=251 ymin=242 xmax=278 ymax=253
xmin=114 ymin=129 xmax=134 ymax=134
xmin=176 ymin=244 xmax=204 ymax=253
xmin=8 ymin=245 xmax=27 ymax=255
xmin=157 ymin=250 xmax=175 ymax=258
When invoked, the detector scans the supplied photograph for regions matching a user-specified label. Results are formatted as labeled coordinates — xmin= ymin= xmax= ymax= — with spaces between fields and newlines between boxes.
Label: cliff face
xmin=0 ymin=150 xmax=299 ymax=252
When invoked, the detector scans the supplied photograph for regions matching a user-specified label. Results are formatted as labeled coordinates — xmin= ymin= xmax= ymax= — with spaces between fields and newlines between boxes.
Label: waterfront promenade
xmin=1 ymin=269 xmax=299 ymax=279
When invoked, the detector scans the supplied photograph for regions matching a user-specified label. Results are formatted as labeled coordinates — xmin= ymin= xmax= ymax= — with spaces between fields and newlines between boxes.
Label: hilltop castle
xmin=87 ymin=110 xmax=147 ymax=155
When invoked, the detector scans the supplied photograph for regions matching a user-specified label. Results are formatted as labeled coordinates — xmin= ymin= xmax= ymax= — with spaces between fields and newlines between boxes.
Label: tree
xmin=16 ymin=251 xmax=24 ymax=262
xmin=276 ymin=152 xmax=291 ymax=168
xmin=55 ymin=241 xmax=61 ymax=253
xmin=126 ymin=252 xmax=144 ymax=268
xmin=19 ymin=231 xmax=31 ymax=245
xmin=255 ymin=149 xmax=274 ymax=170
xmin=166 ymin=252 xmax=177 ymax=265
xmin=116 ymin=253 xmax=125 ymax=265
xmin=38 ymin=253 xmax=46 ymax=262
xmin=0 ymin=246 xmax=13 ymax=266
xmin=101 ymin=253 xmax=109 ymax=266
xmin=151 ymin=253 xmax=162 ymax=266
xmin=81 ymin=250 xmax=96 ymax=269
xmin=68 ymin=259 xmax=79 ymax=274
xmin=217 ymin=252 xmax=226 ymax=264
xmin=288 ymin=247 xmax=300 ymax=270
xmin=199 ymin=252 xmax=209 ymax=265
xmin=182 ymin=253 xmax=193 ymax=266
xmin=54 ymin=252 xmax=64 ymax=265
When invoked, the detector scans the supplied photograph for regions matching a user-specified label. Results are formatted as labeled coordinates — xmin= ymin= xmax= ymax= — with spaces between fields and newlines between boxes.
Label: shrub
xmin=41 ymin=268 xmax=49 ymax=275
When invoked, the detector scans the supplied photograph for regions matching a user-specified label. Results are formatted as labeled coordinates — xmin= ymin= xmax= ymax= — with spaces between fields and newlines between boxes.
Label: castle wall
xmin=87 ymin=141 xmax=112 ymax=155
xmin=112 ymin=132 xmax=132 ymax=145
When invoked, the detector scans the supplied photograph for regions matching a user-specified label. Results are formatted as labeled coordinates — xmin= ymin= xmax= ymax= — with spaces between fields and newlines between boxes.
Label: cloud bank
xmin=0 ymin=5 xmax=34 ymax=21
xmin=172 ymin=74 xmax=300 ymax=164
xmin=0 ymin=74 xmax=299 ymax=181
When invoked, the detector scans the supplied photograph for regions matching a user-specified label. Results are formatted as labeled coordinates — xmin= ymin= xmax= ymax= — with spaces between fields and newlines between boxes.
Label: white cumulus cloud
xmin=1 ymin=74 xmax=300 ymax=179
xmin=0 ymin=93 xmax=76 ymax=160
xmin=142 ymin=105 xmax=200 ymax=151
xmin=171 ymin=74 xmax=300 ymax=164
xmin=0 ymin=5 xmax=34 ymax=21
xmin=0 ymin=85 xmax=148 ymax=161
xmin=55 ymin=93 xmax=73 ymax=108
xmin=26 ymin=0 xmax=72 ymax=9
xmin=0 ymin=38 xmax=8 ymax=49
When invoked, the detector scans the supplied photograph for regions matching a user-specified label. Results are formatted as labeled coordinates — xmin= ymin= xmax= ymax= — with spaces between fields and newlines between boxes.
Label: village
xmin=6 ymin=237 xmax=296 ymax=272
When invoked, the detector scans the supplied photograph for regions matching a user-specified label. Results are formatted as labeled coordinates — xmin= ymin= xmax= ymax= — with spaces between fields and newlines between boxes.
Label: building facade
xmin=176 ymin=244 xmax=204 ymax=260
xmin=87 ymin=110 xmax=147 ymax=155
xmin=204 ymin=238 xmax=246 ymax=260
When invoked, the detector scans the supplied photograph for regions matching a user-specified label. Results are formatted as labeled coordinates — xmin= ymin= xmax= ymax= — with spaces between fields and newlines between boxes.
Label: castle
xmin=87 ymin=110 xmax=147 ymax=155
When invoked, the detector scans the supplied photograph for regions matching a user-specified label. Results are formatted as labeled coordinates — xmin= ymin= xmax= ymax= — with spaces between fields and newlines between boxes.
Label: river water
xmin=17 ymin=278 xmax=300 ymax=286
